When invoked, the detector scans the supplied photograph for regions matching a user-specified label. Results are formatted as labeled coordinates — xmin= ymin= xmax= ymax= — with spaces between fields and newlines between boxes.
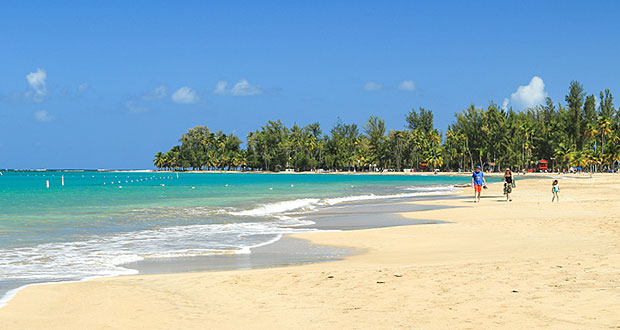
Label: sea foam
xmin=228 ymin=185 xmax=459 ymax=217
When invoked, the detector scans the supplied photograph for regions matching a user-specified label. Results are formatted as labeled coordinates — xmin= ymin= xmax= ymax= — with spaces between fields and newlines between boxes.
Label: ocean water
xmin=0 ymin=171 xmax=481 ymax=304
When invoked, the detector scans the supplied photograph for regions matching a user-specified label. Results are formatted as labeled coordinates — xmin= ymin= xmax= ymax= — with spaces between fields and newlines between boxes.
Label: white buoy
xmin=291 ymin=184 xmax=294 ymax=187
xmin=61 ymin=175 xmax=65 ymax=186
xmin=191 ymin=186 xmax=195 ymax=189
xmin=269 ymin=187 xmax=273 ymax=190
xmin=225 ymin=184 xmax=229 ymax=187
xmin=46 ymin=180 xmax=50 ymax=188
xmin=119 ymin=186 xmax=123 ymax=189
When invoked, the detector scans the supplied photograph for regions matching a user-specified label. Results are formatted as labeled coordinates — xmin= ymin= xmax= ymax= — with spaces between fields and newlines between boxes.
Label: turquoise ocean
xmin=0 ymin=171 xmax=483 ymax=305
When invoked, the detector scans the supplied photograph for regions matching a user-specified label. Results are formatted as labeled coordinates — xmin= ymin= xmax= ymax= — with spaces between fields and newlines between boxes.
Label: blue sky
xmin=2 ymin=1 xmax=620 ymax=169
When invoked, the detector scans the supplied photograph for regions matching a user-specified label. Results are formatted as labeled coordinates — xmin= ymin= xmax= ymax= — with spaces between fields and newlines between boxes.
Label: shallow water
xmin=0 ymin=171 xmax=487 ymax=302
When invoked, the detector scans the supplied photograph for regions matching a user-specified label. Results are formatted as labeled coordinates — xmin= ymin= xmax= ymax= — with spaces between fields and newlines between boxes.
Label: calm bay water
xmin=0 ymin=171 xmax=482 ymax=303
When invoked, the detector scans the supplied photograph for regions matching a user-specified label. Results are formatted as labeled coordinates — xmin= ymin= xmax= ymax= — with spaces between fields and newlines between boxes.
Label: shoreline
xmin=2 ymin=175 xmax=619 ymax=328
xmin=0 ymin=192 xmax=460 ymax=310
xmin=1 ymin=168 xmax=597 ymax=177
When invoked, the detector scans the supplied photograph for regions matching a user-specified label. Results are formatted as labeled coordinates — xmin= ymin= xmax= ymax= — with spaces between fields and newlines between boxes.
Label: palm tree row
xmin=154 ymin=127 xmax=244 ymax=171
xmin=155 ymin=81 xmax=620 ymax=173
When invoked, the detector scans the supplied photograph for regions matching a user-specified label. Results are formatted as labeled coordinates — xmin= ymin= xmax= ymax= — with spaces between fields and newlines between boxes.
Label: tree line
xmin=154 ymin=81 xmax=620 ymax=172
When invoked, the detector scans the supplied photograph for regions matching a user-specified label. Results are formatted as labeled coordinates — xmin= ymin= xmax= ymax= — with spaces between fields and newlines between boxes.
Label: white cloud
xmin=78 ymin=83 xmax=90 ymax=92
xmin=232 ymin=79 xmax=262 ymax=96
xmin=398 ymin=80 xmax=416 ymax=91
xmin=502 ymin=98 xmax=510 ymax=110
xmin=363 ymin=82 xmax=383 ymax=91
xmin=78 ymin=83 xmax=89 ymax=92
xmin=25 ymin=68 xmax=47 ymax=100
xmin=143 ymin=85 xmax=167 ymax=100
xmin=171 ymin=87 xmax=198 ymax=104
xmin=123 ymin=85 xmax=168 ymax=113
xmin=214 ymin=80 xmax=228 ymax=94
xmin=124 ymin=100 xmax=148 ymax=113
xmin=508 ymin=76 xmax=547 ymax=110
xmin=214 ymin=79 xmax=263 ymax=96
xmin=34 ymin=110 xmax=54 ymax=122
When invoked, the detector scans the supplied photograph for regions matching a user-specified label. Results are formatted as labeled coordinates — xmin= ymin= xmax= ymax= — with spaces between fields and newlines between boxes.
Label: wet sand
xmin=123 ymin=196 xmax=453 ymax=275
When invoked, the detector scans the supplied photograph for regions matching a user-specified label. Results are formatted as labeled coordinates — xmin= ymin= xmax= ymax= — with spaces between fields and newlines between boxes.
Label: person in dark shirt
xmin=503 ymin=169 xmax=514 ymax=202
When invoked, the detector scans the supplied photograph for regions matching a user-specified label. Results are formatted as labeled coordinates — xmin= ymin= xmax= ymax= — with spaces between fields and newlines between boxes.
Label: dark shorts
xmin=504 ymin=183 xmax=512 ymax=194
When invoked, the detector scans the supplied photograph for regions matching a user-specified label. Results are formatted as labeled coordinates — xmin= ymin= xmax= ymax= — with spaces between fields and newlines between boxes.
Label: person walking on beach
xmin=552 ymin=180 xmax=560 ymax=202
xmin=472 ymin=166 xmax=486 ymax=203
xmin=503 ymin=168 xmax=514 ymax=202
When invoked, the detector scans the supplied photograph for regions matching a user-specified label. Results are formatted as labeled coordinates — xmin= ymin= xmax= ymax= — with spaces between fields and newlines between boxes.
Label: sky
xmin=2 ymin=1 xmax=620 ymax=169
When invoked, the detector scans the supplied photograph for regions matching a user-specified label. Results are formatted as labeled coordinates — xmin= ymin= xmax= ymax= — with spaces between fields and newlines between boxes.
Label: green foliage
xmin=566 ymin=81 xmax=586 ymax=150
xmin=155 ymin=81 xmax=620 ymax=173
xmin=406 ymin=107 xmax=434 ymax=134
xmin=364 ymin=115 xmax=386 ymax=168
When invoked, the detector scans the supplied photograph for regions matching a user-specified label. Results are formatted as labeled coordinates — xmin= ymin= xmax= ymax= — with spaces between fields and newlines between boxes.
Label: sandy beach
xmin=1 ymin=174 xmax=619 ymax=329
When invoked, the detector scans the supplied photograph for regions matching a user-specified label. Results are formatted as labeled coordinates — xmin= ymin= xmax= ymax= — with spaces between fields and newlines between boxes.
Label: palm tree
xmin=153 ymin=152 xmax=165 ymax=170
xmin=584 ymin=122 xmax=598 ymax=144
xmin=408 ymin=129 xmax=425 ymax=169
xmin=520 ymin=121 xmax=535 ymax=169
xmin=598 ymin=116 xmax=612 ymax=159
xmin=567 ymin=150 xmax=589 ymax=169
xmin=554 ymin=143 xmax=572 ymax=170
xmin=424 ymin=145 xmax=443 ymax=169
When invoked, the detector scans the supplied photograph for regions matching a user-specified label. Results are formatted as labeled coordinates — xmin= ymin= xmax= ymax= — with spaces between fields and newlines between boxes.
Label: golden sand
xmin=1 ymin=175 xmax=619 ymax=329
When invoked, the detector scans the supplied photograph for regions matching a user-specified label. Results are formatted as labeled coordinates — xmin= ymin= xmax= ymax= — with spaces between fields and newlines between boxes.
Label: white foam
xmin=0 ymin=285 xmax=27 ymax=309
xmin=230 ymin=198 xmax=321 ymax=217
xmin=322 ymin=190 xmax=456 ymax=205
xmin=228 ymin=186 xmax=459 ymax=218
xmin=236 ymin=234 xmax=284 ymax=255
xmin=0 ymin=271 xmax=139 ymax=310
xmin=0 ymin=221 xmax=317 ymax=282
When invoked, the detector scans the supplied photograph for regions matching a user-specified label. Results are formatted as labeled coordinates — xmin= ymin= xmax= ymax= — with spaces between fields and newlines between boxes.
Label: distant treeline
xmin=154 ymin=81 xmax=620 ymax=172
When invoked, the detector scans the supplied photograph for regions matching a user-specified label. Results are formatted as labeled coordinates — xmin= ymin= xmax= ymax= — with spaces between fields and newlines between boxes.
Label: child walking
xmin=552 ymin=180 xmax=560 ymax=202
